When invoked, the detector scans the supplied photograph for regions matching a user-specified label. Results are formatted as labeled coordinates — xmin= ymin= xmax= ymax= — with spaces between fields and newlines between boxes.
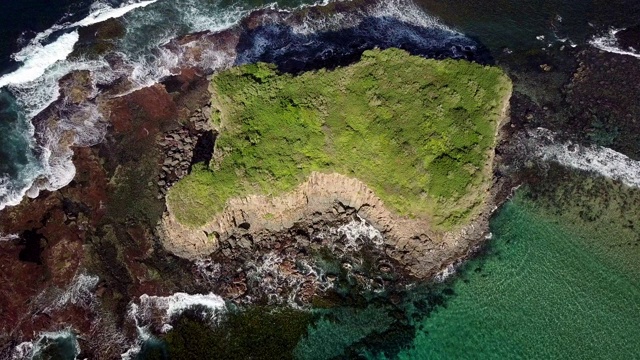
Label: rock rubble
xmin=161 ymin=172 xmax=496 ymax=279
xmin=156 ymin=105 xmax=214 ymax=198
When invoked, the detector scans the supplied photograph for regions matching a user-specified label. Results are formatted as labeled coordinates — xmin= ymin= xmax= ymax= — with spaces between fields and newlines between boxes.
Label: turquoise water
xmin=393 ymin=191 xmax=640 ymax=359
xmin=288 ymin=177 xmax=640 ymax=360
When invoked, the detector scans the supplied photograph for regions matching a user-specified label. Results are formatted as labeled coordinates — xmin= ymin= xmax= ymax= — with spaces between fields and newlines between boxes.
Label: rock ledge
xmin=160 ymin=171 xmax=494 ymax=278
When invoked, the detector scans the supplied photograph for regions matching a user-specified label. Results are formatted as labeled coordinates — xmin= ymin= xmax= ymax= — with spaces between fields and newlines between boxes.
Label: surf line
xmin=589 ymin=28 xmax=640 ymax=60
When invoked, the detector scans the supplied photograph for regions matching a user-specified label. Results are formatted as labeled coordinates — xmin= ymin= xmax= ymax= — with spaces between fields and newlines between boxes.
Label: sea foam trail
xmin=529 ymin=128 xmax=640 ymax=188
xmin=290 ymin=0 xmax=452 ymax=34
xmin=589 ymin=28 xmax=640 ymax=59
xmin=0 ymin=0 xmax=159 ymax=90
xmin=0 ymin=32 xmax=79 ymax=88
xmin=72 ymin=0 xmax=159 ymax=27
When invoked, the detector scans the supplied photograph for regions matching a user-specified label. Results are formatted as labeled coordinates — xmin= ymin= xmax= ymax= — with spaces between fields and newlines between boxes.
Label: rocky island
xmin=3 ymin=0 xmax=640 ymax=357
xmin=161 ymin=48 xmax=512 ymax=279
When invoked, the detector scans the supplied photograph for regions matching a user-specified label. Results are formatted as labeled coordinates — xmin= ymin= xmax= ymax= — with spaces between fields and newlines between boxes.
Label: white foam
xmin=434 ymin=262 xmax=457 ymax=282
xmin=11 ymin=341 xmax=34 ymax=360
xmin=129 ymin=292 xmax=225 ymax=332
xmin=370 ymin=0 xmax=451 ymax=31
xmin=0 ymin=0 xmax=469 ymax=213
xmin=590 ymin=28 xmax=640 ymax=59
xmin=121 ymin=292 xmax=225 ymax=358
xmin=0 ymin=179 xmax=38 ymax=211
xmin=0 ymin=32 xmax=79 ymax=89
xmin=0 ymin=0 xmax=158 ymax=90
xmin=291 ymin=0 xmax=454 ymax=35
xmin=120 ymin=36 xmax=237 ymax=97
xmin=0 ymin=138 xmax=43 ymax=211
xmin=0 ymin=175 xmax=29 ymax=211
xmin=175 ymin=0 xmax=250 ymax=33
xmin=0 ymin=0 xmax=282 ymax=211
xmin=316 ymin=216 xmax=384 ymax=251
xmin=53 ymin=272 xmax=100 ymax=309
xmin=0 ymin=0 xmax=165 ymax=211
xmin=11 ymin=329 xmax=80 ymax=360
xmin=120 ymin=346 xmax=142 ymax=360
xmin=245 ymin=251 xmax=329 ymax=306
xmin=0 ymin=233 xmax=19 ymax=242
xmin=336 ymin=216 xmax=384 ymax=248
xmin=528 ymin=128 xmax=640 ymax=188
xmin=72 ymin=0 xmax=159 ymax=27
xmin=23 ymin=101 xmax=108 ymax=203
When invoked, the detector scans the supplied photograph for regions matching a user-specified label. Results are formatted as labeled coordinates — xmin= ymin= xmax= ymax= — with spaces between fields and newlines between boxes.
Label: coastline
xmin=159 ymin=71 xmax=513 ymax=279
xmin=0 ymin=0 xmax=517 ymax=356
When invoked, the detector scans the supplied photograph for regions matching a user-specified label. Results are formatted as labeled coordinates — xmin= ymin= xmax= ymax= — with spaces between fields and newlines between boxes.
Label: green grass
xmin=168 ymin=48 xmax=511 ymax=228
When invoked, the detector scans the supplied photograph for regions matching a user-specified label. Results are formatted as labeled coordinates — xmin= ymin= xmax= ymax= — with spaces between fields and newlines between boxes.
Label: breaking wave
xmin=0 ymin=0 xmax=162 ymax=211
xmin=122 ymin=292 xmax=226 ymax=358
xmin=11 ymin=330 xmax=80 ymax=360
xmin=0 ymin=32 xmax=79 ymax=89
xmin=589 ymin=28 xmax=640 ymax=59
xmin=527 ymin=128 xmax=640 ymax=188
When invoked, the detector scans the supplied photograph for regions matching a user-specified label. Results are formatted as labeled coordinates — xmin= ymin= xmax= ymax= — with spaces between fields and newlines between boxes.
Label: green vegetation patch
xmin=168 ymin=48 xmax=511 ymax=228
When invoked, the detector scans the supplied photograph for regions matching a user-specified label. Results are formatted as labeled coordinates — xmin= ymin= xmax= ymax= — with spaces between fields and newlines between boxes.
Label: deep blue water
xmin=0 ymin=0 xmax=96 ymax=71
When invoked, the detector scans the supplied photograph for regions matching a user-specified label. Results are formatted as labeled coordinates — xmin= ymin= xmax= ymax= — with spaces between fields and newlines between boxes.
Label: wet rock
xmin=238 ymin=237 xmax=252 ymax=249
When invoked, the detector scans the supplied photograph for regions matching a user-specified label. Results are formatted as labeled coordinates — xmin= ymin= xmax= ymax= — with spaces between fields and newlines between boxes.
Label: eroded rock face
xmin=161 ymin=170 xmax=499 ymax=279
xmin=156 ymin=107 xmax=215 ymax=198
xmin=159 ymin=64 xmax=511 ymax=279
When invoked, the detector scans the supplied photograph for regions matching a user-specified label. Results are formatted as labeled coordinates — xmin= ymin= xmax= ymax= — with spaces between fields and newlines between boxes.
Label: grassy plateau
xmin=167 ymin=48 xmax=511 ymax=229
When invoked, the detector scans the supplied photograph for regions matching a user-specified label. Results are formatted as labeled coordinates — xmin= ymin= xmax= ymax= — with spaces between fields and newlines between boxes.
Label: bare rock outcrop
xmin=160 ymin=171 xmax=495 ymax=278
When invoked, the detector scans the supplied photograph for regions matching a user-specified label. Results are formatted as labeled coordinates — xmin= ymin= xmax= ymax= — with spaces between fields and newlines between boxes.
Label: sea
xmin=1 ymin=0 xmax=639 ymax=359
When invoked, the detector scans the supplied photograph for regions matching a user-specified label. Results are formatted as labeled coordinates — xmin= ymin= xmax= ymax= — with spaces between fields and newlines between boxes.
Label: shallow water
xmin=391 ymin=193 xmax=640 ymax=359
